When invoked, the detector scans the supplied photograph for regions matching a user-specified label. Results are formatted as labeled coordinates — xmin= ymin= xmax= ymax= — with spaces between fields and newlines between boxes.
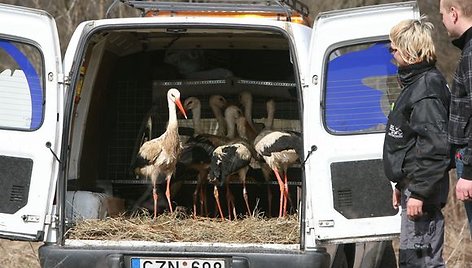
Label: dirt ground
xmin=0 ymin=239 xmax=41 ymax=268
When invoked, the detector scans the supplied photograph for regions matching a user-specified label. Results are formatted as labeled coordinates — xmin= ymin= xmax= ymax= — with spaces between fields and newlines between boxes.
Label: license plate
xmin=130 ymin=257 xmax=225 ymax=268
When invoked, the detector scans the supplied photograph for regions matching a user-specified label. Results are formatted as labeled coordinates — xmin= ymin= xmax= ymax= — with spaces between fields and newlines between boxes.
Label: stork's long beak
xmin=175 ymin=98 xmax=188 ymax=119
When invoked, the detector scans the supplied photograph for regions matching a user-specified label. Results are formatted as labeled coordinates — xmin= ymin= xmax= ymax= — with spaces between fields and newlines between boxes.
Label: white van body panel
xmin=0 ymin=4 xmax=62 ymax=241
xmin=303 ymin=2 xmax=419 ymax=246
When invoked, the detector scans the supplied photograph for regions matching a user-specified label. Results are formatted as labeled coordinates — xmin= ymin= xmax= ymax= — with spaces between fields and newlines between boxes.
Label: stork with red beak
xmin=133 ymin=88 xmax=187 ymax=219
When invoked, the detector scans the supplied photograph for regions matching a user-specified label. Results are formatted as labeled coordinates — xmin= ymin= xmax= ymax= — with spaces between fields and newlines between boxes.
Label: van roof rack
xmin=107 ymin=0 xmax=309 ymax=20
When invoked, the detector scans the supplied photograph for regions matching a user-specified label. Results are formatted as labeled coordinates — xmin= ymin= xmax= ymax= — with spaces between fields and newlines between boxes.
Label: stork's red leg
xmin=200 ymin=184 xmax=207 ymax=216
xmin=226 ymin=183 xmax=236 ymax=220
xmin=213 ymin=185 xmax=224 ymax=220
xmin=152 ymin=183 xmax=158 ymax=219
xmin=242 ymin=181 xmax=251 ymax=216
xmin=272 ymin=167 xmax=284 ymax=218
xmin=193 ymin=170 xmax=209 ymax=218
xmin=282 ymin=168 xmax=293 ymax=217
xmin=283 ymin=172 xmax=289 ymax=217
xmin=240 ymin=167 xmax=251 ymax=216
xmin=267 ymin=185 xmax=273 ymax=216
xmin=165 ymin=174 xmax=173 ymax=213
xmin=192 ymin=182 xmax=200 ymax=218
xmin=261 ymin=165 xmax=273 ymax=216
xmin=200 ymin=169 xmax=209 ymax=217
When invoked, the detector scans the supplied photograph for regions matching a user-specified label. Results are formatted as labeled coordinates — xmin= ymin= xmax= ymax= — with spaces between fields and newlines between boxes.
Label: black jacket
xmin=383 ymin=61 xmax=451 ymax=202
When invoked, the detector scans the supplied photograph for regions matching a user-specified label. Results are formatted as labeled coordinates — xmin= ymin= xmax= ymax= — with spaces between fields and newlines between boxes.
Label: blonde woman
xmin=382 ymin=17 xmax=451 ymax=267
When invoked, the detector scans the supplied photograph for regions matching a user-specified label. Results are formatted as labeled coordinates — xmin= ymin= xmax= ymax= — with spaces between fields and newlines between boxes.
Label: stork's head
xmin=184 ymin=96 xmax=201 ymax=112
xmin=167 ymin=88 xmax=187 ymax=119
xmin=209 ymin=95 xmax=227 ymax=110
xmin=239 ymin=91 xmax=252 ymax=108
xmin=224 ymin=105 xmax=242 ymax=123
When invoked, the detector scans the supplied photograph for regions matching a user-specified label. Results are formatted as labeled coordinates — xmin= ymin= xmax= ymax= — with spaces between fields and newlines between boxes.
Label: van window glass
xmin=0 ymin=39 xmax=43 ymax=130
xmin=324 ymin=41 xmax=400 ymax=134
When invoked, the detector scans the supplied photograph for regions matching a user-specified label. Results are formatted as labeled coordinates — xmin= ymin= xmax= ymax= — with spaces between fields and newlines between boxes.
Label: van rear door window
xmin=324 ymin=41 xmax=400 ymax=134
xmin=0 ymin=39 xmax=43 ymax=130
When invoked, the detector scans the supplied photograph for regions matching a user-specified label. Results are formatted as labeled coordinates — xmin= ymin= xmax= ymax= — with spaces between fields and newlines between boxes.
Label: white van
xmin=0 ymin=1 xmax=418 ymax=267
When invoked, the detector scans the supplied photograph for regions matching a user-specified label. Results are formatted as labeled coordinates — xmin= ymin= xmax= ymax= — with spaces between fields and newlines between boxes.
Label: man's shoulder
xmin=462 ymin=39 xmax=472 ymax=55
xmin=457 ymin=44 xmax=472 ymax=72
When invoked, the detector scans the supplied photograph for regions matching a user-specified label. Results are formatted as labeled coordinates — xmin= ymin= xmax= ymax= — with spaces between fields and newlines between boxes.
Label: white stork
xmin=133 ymin=88 xmax=187 ymax=219
xmin=255 ymin=130 xmax=302 ymax=218
xmin=252 ymin=99 xmax=277 ymax=215
xmin=264 ymin=99 xmax=276 ymax=130
xmin=209 ymin=106 xmax=256 ymax=220
xmin=182 ymin=96 xmax=215 ymax=217
xmin=239 ymin=91 xmax=256 ymax=130
xmin=224 ymin=105 xmax=243 ymax=139
xmin=181 ymin=100 xmax=242 ymax=217
xmin=209 ymin=140 xmax=254 ymax=220
xmin=239 ymin=91 xmax=260 ymax=140
xmin=209 ymin=95 xmax=228 ymax=136
xmin=184 ymin=97 xmax=203 ymax=136
xmin=254 ymin=98 xmax=276 ymax=145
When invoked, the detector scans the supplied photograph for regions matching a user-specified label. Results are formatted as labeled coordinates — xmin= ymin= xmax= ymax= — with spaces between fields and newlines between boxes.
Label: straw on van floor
xmin=66 ymin=211 xmax=299 ymax=244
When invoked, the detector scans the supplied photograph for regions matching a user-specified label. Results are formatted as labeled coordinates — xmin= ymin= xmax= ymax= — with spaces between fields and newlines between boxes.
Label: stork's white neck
xmin=226 ymin=113 xmax=237 ymax=139
xmin=210 ymin=103 xmax=221 ymax=116
xmin=191 ymin=104 xmax=202 ymax=135
xmin=236 ymin=117 xmax=248 ymax=140
xmin=240 ymin=96 xmax=256 ymax=130
xmin=168 ymin=96 xmax=178 ymax=126
xmin=265 ymin=100 xmax=275 ymax=130
xmin=210 ymin=102 xmax=227 ymax=135
xmin=243 ymin=101 xmax=254 ymax=128
xmin=224 ymin=107 xmax=238 ymax=139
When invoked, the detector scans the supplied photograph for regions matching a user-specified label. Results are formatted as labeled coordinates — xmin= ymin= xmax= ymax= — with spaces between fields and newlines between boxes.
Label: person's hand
xmin=456 ymin=178 xmax=472 ymax=201
xmin=392 ymin=188 xmax=401 ymax=209
xmin=406 ymin=197 xmax=423 ymax=220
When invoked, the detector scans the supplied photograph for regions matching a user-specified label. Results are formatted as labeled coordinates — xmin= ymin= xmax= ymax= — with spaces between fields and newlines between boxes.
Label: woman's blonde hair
xmin=389 ymin=16 xmax=436 ymax=65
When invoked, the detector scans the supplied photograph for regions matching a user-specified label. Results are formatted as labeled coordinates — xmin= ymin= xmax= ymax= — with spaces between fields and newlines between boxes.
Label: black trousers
xmin=398 ymin=189 xmax=445 ymax=268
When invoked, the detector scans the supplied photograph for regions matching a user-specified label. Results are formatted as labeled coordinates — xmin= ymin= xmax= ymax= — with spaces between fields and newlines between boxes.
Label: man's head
xmin=439 ymin=0 xmax=472 ymax=38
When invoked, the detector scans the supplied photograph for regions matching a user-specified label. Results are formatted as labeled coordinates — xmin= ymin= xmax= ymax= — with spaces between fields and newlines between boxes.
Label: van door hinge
xmin=300 ymin=77 xmax=308 ymax=88
xmin=58 ymin=73 xmax=70 ymax=86
xmin=306 ymin=219 xmax=316 ymax=233
xmin=44 ymin=214 xmax=58 ymax=225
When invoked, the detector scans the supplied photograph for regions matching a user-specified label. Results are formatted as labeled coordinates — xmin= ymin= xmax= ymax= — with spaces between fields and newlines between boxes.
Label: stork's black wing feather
xmin=220 ymin=146 xmax=251 ymax=174
xmin=179 ymin=144 xmax=212 ymax=166
xmin=209 ymin=144 xmax=251 ymax=186
xmin=260 ymin=132 xmax=302 ymax=157
xmin=132 ymin=154 xmax=152 ymax=170
xmin=188 ymin=137 xmax=216 ymax=155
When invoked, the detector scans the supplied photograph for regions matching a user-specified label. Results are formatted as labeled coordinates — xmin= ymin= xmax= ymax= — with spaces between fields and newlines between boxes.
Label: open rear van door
xmin=303 ymin=2 xmax=419 ymax=245
xmin=0 ymin=4 xmax=63 ymax=241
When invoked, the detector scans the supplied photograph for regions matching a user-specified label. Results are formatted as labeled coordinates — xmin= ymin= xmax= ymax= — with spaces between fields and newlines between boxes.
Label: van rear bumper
xmin=39 ymin=244 xmax=330 ymax=268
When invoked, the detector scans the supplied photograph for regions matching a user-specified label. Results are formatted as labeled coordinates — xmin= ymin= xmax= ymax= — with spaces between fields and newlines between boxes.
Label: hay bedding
xmin=66 ymin=211 xmax=300 ymax=244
